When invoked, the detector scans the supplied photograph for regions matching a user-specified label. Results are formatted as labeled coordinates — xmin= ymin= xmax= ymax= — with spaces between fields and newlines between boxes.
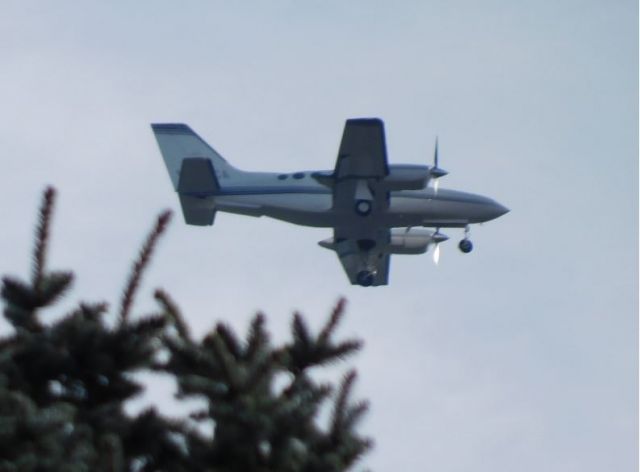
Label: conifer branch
xmin=328 ymin=339 xmax=364 ymax=361
xmin=292 ymin=313 xmax=312 ymax=349
xmin=79 ymin=302 xmax=109 ymax=320
xmin=37 ymin=271 xmax=73 ymax=306
xmin=318 ymin=298 xmax=346 ymax=345
xmin=119 ymin=210 xmax=172 ymax=325
xmin=342 ymin=399 xmax=370 ymax=432
xmin=2 ymin=188 xmax=373 ymax=470
xmin=245 ymin=313 xmax=268 ymax=362
xmin=126 ymin=314 xmax=167 ymax=337
xmin=284 ymin=377 xmax=333 ymax=408
xmin=2 ymin=276 xmax=43 ymax=330
xmin=331 ymin=370 xmax=358 ymax=435
xmin=209 ymin=334 xmax=241 ymax=392
xmin=154 ymin=289 xmax=190 ymax=342
xmin=58 ymin=301 xmax=108 ymax=329
xmin=2 ymin=277 xmax=39 ymax=311
xmin=32 ymin=186 xmax=55 ymax=288
xmin=245 ymin=352 xmax=275 ymax=393
xmin=215 ymin=323 xmax=243 ymax=359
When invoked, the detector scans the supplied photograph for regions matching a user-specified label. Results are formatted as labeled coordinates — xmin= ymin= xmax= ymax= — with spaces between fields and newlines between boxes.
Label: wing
xmin=314 ymin=117 xmax=430 ymax=197
xmin=321 ymin=228 xmax=391 ymax=287
xmin=334 ymin=118 xmax=389 ymax=179
xmin=328 ymin=118 xmax=391 ymax=214
xmin=333 ymin=241 xmax=390 ymax=287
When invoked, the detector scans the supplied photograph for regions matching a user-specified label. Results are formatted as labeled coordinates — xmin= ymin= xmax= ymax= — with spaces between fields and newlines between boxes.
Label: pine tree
xmin=0 ymin=187 xmax=372 ymax=471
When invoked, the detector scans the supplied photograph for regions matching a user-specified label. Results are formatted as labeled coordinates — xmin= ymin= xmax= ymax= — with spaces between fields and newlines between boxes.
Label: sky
xmin=0 ymin=1 xmax=637 ymax=470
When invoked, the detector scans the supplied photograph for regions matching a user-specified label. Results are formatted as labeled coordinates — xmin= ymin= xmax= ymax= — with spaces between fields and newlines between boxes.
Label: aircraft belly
xmin=215 ymin=193 xmax=336 ymax=227
xmin=215 ymin=193 xmax=475 ymax=229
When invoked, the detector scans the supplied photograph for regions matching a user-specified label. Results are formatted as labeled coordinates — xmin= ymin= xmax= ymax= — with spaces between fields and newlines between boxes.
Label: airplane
xmin=151 ymin=118 xmax=508 ymax=287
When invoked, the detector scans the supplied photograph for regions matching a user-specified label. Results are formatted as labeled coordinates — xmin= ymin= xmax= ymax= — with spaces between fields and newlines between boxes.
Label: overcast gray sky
xmin=0 ymin=1 xmax=637 ymax=471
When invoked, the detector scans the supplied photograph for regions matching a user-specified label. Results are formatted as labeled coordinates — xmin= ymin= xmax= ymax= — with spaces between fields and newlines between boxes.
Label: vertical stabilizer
xmin=152 ymin=123 xmax=239 ymax=226
xmin=151 ymin=123 xmax=241 ymax=190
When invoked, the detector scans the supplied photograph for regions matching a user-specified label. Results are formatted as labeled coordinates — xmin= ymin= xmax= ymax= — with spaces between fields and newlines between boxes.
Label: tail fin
xmin=151 ymin=123 xmax=241 ymax=190
xmin=152 ymin=123 xmax=238 ymax=226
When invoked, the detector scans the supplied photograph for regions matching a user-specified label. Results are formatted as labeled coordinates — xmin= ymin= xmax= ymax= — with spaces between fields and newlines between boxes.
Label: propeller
xmin=430 ymin=138 xmax=448 ymax=194
xmin=431 ymin=228 xmax=449 ymax=265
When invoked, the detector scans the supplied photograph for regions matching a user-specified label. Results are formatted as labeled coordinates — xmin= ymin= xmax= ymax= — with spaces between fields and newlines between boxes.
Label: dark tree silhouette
xmin=0 ymin=187 xmax=371 ymax=471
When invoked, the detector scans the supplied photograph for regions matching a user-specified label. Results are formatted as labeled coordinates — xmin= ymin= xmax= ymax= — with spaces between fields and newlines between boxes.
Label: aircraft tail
xmin=151 ymin=123 xmax=241 ymax=226
xmin=151 ymin=123 xmax=242 ymax=189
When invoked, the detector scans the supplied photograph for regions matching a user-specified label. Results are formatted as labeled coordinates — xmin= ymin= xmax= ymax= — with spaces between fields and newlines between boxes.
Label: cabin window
xmin=277 ymin=174 xmax=288 ymax=180
xmin=293 ymin=172 xmax=305 ymax=179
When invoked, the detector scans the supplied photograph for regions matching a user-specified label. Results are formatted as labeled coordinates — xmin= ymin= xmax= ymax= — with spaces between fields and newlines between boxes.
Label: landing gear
xmin=356 ymin=270 xmax=375 ymax=287
xmin=458 ymin=225 xmax=473 ymax=254
xmin=458 ymin=239 xmax=473 ymax=253
xmin=355 ymin=199 xmax=372 ymax=216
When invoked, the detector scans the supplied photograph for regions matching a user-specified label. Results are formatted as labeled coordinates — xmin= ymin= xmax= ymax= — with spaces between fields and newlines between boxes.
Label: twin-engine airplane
xmin=151 ymin=118 xmax=508 ymax=286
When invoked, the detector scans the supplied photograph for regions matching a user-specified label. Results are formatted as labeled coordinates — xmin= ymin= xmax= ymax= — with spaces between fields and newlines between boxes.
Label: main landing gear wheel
xmin=355 ymin=199 xmax=372 ymax=216
xmin=356 ymin=270 xmax=375 ymax=287
xmin=458 ymin=225 xmax=473 ymax=253
xmin=458 ymin=239 xmax=473 ymax=253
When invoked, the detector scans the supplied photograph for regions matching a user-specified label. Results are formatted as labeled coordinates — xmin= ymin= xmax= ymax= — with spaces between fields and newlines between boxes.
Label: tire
xmin=355 ymin=200 xmax=372 ymax=216
xmin=458 ymin=239 xmax=473 ymax=253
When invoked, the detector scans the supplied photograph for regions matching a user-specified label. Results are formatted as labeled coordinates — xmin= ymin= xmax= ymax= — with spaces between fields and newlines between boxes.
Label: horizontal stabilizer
xmin=179 ymin=195 xmax=216 ymax=226
xmin=177 ymin=158 xmax=218 ymax=225
xmin=178 ymin=158 xmax=220 ymax=195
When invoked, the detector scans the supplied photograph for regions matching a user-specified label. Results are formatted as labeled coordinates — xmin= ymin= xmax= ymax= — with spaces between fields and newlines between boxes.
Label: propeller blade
xmin=434 ymin=178 xmax=439 ymax=194
xmin=433 ymin=243 xmax=441 ymax=265
xmin=430 ymin=137 xmax=447 ymax=190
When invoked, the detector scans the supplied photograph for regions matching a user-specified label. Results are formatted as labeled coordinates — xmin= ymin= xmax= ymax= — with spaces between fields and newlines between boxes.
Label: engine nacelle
xmin=318 ymin=228 xmax=445 ymax=256
xmin=387 ymin=228 xmax=434 ymax=255
xmin=382 ymin=165 xmax=431 ymax=191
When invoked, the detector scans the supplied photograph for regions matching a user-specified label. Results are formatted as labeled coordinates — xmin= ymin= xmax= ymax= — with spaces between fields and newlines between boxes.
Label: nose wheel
xmin=458 ymin=225 xmax=473 ymax=254
xmin=355 ymin=199 xmax=372 ymax=216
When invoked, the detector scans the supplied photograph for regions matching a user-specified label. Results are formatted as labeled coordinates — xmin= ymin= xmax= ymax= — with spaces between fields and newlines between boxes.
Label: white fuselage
xmin=210 ymin=170 xmax=508 ymax=230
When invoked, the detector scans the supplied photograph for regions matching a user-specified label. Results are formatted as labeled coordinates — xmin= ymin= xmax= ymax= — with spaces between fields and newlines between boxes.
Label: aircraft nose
xmin=488 ymin=201 xmax=509 ymax=220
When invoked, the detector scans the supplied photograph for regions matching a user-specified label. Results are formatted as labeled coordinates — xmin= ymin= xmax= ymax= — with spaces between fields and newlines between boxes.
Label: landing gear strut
xmin=458 ymin=226 xmax=473 ymax=254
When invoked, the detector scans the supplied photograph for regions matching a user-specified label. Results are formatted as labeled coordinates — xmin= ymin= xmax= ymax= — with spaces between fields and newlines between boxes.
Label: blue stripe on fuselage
xmin=181 ymin=185 xmax=484 ymax=205
xmin=214 ymin=185 xmax=330 ymax=196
